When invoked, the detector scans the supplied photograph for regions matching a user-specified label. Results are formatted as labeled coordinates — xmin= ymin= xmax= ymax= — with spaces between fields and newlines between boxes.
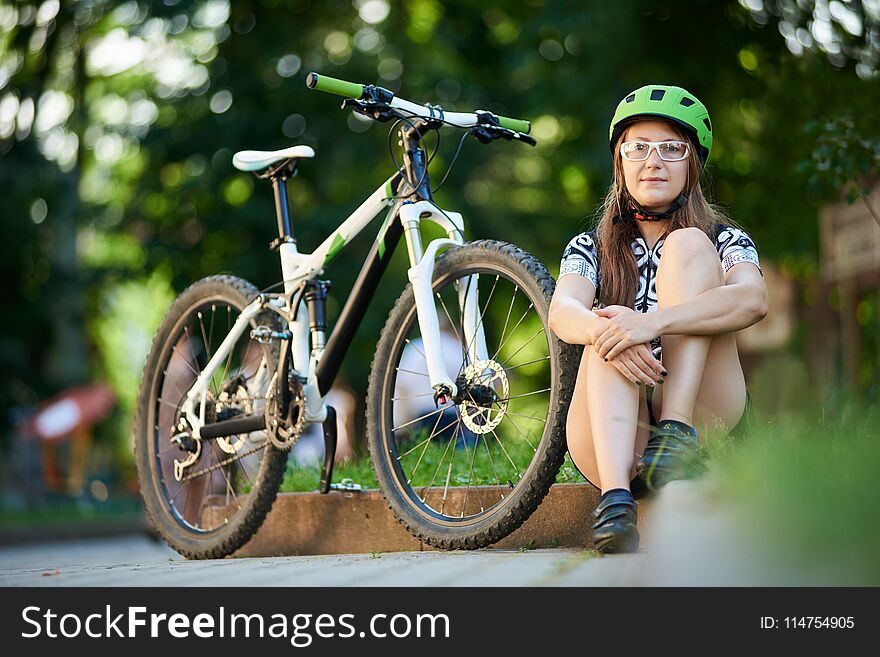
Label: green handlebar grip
xmin=305 ymin=72 xmax=364 ymax=99
xmin=497 ymin=115 xmax=531 ymax=134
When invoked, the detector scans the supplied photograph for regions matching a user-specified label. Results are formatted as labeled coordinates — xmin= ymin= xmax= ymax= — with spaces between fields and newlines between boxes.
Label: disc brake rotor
xmin=459 ymin=359 xmax=508 ymax=434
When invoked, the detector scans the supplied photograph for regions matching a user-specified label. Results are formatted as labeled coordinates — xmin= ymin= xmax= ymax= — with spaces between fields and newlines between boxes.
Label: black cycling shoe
xmin=591 ymin=489 xmax=639 ymax=554
xmin=637 ymin=419 xmax=704 ymax=491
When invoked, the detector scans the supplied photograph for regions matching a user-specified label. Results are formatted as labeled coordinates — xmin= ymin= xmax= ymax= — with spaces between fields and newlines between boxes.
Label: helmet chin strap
xmin=612 ymin=193 xmax=688 ymax=225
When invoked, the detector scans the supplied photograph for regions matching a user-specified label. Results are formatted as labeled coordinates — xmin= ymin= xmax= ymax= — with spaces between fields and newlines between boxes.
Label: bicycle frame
xmin=181 ymin=160 xmax=489 ymax=438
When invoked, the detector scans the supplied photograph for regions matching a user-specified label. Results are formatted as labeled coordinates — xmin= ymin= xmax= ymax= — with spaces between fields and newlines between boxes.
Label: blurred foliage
xmin=2 ymin=0 xmax=879 ymax=462
xmin=739 ymin=0 xmax=879 ymax=77
xmin=800 ymin=116 xmax=880 ymax=222
xmin=705 ymin=396 xmax=880 ymax=584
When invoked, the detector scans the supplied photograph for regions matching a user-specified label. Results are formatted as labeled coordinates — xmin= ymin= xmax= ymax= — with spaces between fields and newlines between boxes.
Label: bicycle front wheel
xmin=133 ymin=275 xmax=288 ymax=559
xmin=366 ymin=240 xmax=578 ymax=549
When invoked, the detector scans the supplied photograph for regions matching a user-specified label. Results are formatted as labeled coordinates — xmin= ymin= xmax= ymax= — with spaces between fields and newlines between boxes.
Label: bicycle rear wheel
xmin=133 ymin=275 xmax=288 ymax=559
xmin=366 ymin=240 xmax=578 ymax=549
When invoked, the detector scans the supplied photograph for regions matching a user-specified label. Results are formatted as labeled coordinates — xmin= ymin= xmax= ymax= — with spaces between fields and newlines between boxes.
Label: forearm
xmin=656 ymin=283 xmax=768 ymax=336
xmin=549 ymin=298 xmax=606 ymax=345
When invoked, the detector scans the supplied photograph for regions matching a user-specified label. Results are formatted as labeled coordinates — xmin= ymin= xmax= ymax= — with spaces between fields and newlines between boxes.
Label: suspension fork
xmin=399 ymin=201 xmax=489 ymax=401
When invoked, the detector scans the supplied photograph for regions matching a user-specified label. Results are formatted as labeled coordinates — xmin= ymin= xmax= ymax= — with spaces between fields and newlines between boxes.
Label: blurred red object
xmin=24 ymin=383 xmax=116 ymax=442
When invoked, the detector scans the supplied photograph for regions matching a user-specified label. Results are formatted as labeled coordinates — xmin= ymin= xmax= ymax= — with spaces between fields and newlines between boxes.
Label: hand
xmin=605 ymin=343 xmax=666 ymax=386
xmin=587 ymin=316 xmax=610 ymax=345
xmin=593 ymin=306 xmax=662 ymax=361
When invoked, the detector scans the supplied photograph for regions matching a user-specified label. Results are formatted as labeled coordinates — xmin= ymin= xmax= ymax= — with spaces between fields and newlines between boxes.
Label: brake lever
xmin=469 ymin=125 xmax=537 ymax=147
xmin=341 ymin=98 xmax=400 ymax=123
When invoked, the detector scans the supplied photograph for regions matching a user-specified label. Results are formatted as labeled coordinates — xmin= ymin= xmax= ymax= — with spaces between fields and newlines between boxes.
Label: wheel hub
xmin=458 ymin=359 xmax=508 ymax=434
xmin=215 ymin=377 xmax=256 ymax=454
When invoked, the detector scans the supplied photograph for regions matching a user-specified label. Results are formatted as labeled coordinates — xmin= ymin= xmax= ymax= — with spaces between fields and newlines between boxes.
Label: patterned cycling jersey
xmin=558 ymin=224 xmax=762 ymax=359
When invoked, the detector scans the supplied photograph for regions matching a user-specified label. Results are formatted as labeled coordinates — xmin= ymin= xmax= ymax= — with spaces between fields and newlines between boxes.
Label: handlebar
xmin=306 ymin=72 xmax=364 ymax=99
xmin=305 ymin=71 xmax=532 ymax=135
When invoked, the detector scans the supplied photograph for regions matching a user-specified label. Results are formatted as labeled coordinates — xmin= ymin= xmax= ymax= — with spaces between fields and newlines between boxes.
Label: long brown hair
xmin=595 ymin=121 xmax=731 ymax=307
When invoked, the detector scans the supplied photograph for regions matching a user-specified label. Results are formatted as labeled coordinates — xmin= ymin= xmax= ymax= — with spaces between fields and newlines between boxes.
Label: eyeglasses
xmin=620 ymin=140 xmax=690 ymax=162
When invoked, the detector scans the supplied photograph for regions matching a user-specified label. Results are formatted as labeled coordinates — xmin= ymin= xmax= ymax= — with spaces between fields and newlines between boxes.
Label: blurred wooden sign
xmin=821 ymin=189 xmax=880 ymax=282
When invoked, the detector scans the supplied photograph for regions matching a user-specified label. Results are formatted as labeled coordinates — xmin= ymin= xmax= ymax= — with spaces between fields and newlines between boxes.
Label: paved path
xmin=0 ymin=481 xmax=813 ymax=586
xmin=0 ymin=535 xmax=649 ymax=586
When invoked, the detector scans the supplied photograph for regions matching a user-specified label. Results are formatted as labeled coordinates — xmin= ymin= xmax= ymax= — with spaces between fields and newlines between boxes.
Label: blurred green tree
xmin=2 ymin=0 xmax=879 ymax=457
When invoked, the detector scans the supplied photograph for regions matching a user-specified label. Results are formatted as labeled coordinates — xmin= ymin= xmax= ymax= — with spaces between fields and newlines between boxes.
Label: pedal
xmin=329 ymin=478 xmax=363 ymax=492
xmin=250 ymin=326 xmax=292 ymax=343
xmin=318 ymin=406 xmax=337 ymax=494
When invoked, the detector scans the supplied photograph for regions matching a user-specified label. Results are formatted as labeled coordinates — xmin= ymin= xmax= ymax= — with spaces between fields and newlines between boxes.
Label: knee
xmin=658 ymin=227 xmax=721 ymax=285
xmin=661 ymin=227 xmax=715 ymax=261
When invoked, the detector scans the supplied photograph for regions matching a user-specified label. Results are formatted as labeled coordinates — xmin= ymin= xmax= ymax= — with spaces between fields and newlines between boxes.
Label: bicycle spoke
xmin=491 ymin=302 xmax=535 ymax=362
xmin=219 ymin=461 xmax=238 ymax=509
xmin=396 ymin=367 xmax=429 ymax=377
xmin=456 ymin=274 xmax=475 ymax=366
xmin=500 ymin=327 xmax=546 ymax=365
xmin=439 ymin=422 xmax=458 ymax=515
xmin=405 ymin=338 xmax=427 ymax=362
xmin=237 ymin=450 xmax=257 ymax=489
xmin=397 ymin=413 xmax=458 ymax=460
xmin=461 ymin=420 xmax=485 ymax=516
xmin=392 ymin=391 xmax=434 ymax=402
xmin=496 ymin=387 xmax=551 ymax=403
xmin=158 ymin=442 xmax=184 ymax=458
xmin=436 ymin=291 xmax=465 ymax=352
xmin=170 ymin=341 xmax=201 ymax=380
xmin=500 ymin=409 xmax=547 ymax=423
xmin=197 ymin=311 xmax=211 ymax=363
xmin=500 ymin=411 xmax=538 ymax=453
xmin=462 ymin=274 xmax=499 ymax=368
xmin=505 ymin=355 xmax=550 ymax=371
xmin=419 ymin=419 xmax=458 ymax=502
xmin=207 ymin=304 xmax=216 ymax=363
xmin=497 ymin=285 xmax=519 ymax=354
xmin=489 ymin=427 xmax=523 ymax=481
xmin=481 ymin=423 xmax=504 ymax=494
xmin=218 ymin=306 xmax=235 ymax=392
xmin=196 ymin=476 xmax=210 ymax=528
xmin=392 ymin=405 xmax=446 ymax=432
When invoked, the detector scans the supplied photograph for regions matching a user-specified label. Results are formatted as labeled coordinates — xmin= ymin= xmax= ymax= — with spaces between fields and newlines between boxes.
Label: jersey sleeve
xmin=714 ymin=225 xmax=762 ymax=276
xmin=559 ymin=231 xmax=599 ymax=289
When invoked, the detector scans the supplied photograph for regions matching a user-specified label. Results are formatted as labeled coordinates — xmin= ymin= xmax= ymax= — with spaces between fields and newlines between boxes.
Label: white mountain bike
xmin=133 ymin=73 xmax=578 ymax=558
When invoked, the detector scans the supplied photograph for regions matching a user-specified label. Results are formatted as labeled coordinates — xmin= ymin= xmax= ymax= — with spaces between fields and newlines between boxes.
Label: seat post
xmin=271 ymin=174 xmax=294 ymax=242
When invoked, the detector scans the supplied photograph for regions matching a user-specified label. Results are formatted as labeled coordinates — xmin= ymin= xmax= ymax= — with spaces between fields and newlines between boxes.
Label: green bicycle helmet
xmin=609 ymin=84 xmax=712 ymax=165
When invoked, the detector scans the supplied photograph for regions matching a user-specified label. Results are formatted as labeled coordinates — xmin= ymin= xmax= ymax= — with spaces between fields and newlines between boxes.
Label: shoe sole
xmin=592 ymin=528 xmax=640 ymax=554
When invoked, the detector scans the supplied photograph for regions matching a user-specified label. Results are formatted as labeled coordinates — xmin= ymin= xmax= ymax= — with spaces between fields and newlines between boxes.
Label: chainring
xmin=264 ymin=369 xmax=307 ymax=450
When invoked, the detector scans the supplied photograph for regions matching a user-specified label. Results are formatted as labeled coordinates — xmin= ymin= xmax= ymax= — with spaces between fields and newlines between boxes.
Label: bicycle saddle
xmin=232 ymin=145 xmax=315 ymax=172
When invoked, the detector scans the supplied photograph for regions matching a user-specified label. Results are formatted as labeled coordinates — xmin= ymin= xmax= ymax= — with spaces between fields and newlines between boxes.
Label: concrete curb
xmin=233 ymin=483 xmax=653 ymax=557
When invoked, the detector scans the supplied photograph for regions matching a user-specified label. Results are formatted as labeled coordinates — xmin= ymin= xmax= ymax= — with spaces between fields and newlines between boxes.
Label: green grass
xmin=280 ymin=453 xmax=379 ymax=492
xmin=279 ymin=429 xmax=587 ymax=494
xmin=701 ymin=400 xmax=880 ymax=585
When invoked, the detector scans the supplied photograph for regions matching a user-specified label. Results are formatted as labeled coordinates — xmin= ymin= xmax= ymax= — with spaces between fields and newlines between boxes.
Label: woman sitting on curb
xmin=548 ymin=85 xmax=768 ymax=554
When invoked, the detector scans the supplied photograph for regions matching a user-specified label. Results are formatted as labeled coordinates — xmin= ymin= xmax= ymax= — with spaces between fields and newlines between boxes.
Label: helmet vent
xmin=680 ymin=97 xmax=695 ymax=107
xmin=703 ymin=117 xmax=712 ymax=132
xmin=625 ymin=93 xmax=635 ymax=103
xmin=650 ymin=89 xmax=666 ymax=101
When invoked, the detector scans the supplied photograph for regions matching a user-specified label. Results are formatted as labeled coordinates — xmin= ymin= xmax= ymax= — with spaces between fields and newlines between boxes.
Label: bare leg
xmin=650 ymin=333 xmax=747 ymax=438
xmin=654 ymin=227 xmax=724 ymax=426
xmin=566 ymin=347 xmax=653 ymax=489
xmin=586 ymin=349 xmax=642 ymax=493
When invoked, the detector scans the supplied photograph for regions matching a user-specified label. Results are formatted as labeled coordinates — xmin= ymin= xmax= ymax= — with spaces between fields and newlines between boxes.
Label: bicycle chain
xmin=178 ymin=442 xmax=269 ymax=482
